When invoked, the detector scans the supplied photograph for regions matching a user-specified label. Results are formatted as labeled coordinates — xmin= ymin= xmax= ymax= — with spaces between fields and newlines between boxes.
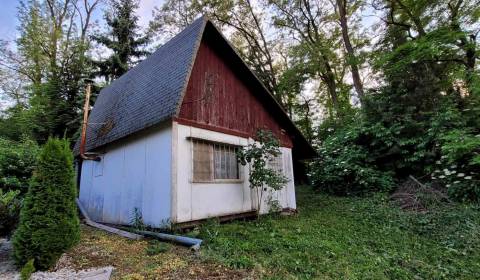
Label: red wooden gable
xmin=177 ymin=36 xmax=293 ymax=147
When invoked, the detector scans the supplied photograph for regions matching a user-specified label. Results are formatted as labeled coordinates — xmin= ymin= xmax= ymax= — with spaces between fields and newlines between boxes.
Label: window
xmin=192 ymin=139 xmax=240 ymax=182
xmin=268 ymin=153 xmax=283 ymax=173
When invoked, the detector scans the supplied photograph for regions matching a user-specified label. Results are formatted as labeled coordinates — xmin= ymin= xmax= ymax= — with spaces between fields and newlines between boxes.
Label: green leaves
xmin=237 ymin=130 xmax=288 ymax=211
xmin=311 ymin=120 xmax=394 ymax=195
xmin=93 ymin=0 xmax=150 ymax=81
xmin=0 ymin=189 xmax=22 ymax=237
xmin=0 ymin=137 xmax=39 ymax=193
xmin=12 ymin=138 xmax=80 ymax=270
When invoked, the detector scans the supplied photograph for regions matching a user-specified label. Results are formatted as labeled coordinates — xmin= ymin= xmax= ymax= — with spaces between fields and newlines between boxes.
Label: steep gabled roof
xmin=77 ymin=17 xmax=206 ymax=153
xmin=77 ymin=16 xmax=315 ymax=159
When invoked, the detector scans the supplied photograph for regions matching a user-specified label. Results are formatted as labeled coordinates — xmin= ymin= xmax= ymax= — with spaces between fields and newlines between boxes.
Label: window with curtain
xmin=192 ymin=139 xmax=240 ymax=182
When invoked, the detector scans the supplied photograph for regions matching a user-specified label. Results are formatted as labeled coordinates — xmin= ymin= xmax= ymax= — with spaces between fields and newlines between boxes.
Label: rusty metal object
xmin=80 ymin=82 xmax=100 ymax=161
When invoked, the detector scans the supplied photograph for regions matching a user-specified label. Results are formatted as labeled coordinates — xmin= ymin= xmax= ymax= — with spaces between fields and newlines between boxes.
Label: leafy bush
xmin=0 ymin=137 xmax=39 ymax=193
xmin=0 ymin=189 xmax=22 ymax=237
xmin=311 ymin=90 xmax=480 ymax=201
xmin=310 ymin=121 xmax=394 ymax=195
xmin=431 ymin=129 xmax=480 ymax=202
xmin=13 ymin=138 xmax=80 ymax=270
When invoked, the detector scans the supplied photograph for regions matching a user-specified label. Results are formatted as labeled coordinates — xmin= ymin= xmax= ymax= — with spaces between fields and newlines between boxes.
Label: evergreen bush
xmin=12 ymin=138 xmax=80 ymax=270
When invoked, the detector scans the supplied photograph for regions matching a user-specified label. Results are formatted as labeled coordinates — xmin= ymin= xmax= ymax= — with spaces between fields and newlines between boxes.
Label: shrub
xmin=0 ymin=189 xmax=22 ymax=237
xmin=12 ymin=138 xmax=80 ymax=270
xmin=237 ymin=130 xmax=288 ymax=211
xmin=0 ymin=137 xmax=39 ymax=193
xmin=431 ymin=129 xmax=480 ymax=202
xmin=310 ymin=122 xmax=394 ymax=195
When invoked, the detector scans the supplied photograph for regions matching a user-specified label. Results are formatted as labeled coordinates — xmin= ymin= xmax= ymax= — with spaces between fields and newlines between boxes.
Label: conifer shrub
xmin=12 ymin=138 xmax=80 ymax=270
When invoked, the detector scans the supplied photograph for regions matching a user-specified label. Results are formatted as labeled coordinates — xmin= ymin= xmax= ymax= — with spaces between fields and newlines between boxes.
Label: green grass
xmin=193 ymin=186 xmax=480 ymax=279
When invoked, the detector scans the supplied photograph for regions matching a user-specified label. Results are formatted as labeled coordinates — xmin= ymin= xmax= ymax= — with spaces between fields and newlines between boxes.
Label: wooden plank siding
xmin=178 ymin=36 xmax=293 ymax=148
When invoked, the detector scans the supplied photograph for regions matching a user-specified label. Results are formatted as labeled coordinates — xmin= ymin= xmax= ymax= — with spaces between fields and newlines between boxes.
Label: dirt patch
xmin=61 ymin=225 xmax=254 ymax=279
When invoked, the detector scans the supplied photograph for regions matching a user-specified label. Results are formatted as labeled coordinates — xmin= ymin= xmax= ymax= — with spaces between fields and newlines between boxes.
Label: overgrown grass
xmin=194 ymin=186 xmax=480 ymax=279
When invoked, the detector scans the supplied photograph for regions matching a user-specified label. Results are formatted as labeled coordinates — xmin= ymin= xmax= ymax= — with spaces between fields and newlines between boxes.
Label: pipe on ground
xmin=136 ymin=230 xmax=203 ymax=251
xmin=77 ymin=199 xmax=202 ymax=250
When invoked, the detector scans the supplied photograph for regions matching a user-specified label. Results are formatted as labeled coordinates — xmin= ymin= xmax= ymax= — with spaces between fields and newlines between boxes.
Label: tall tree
xmin=0 ymin=0 xmax=100 ymax=142
xmin=334 ymin=0 xmax=365 ymax=101
xmin=373 ymin=0 xmax=479 ymax=107
xmin=92 ymin=0 xmax=150 ymax=82
xmin=269 ymin=0 xmax=349 ymax=117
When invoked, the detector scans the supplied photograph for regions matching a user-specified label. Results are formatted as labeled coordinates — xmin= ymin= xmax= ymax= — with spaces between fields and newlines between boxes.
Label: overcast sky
xmin=0 ymin=0 xmax=160 ymax=42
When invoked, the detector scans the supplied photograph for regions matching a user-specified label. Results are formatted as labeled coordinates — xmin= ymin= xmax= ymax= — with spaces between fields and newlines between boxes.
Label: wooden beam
xmin=174 ymin=210 xmax=258 ymax=230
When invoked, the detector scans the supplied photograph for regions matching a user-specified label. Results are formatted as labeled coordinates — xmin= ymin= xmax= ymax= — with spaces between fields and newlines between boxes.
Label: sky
xmin=0 ymin=0 xmax=160 ymax=42
xmin=0 ymin=1 xmax=19 ymax=42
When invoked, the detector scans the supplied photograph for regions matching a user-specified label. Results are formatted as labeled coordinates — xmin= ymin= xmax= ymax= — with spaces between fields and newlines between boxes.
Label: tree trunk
xmin=337 ymin=0 xmax=364 ymax=101
xmin=323 ymin=61 xmax=340 ymax=115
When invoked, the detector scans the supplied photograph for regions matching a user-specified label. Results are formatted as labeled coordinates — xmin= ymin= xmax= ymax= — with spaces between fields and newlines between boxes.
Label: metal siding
xmin=79 ymin=125 xmax=172 ymax=228
xmin=178 ymin=38 xmax=293 ymax=147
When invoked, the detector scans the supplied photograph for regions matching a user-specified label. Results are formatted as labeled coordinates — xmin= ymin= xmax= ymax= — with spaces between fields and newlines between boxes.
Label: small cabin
xmin=76 ymin=17 xmax=315 ymax=228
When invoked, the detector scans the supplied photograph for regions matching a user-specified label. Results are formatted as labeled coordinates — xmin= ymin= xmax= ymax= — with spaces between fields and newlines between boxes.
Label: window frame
xmin=188 ymin=137 xmax=243 ymax=184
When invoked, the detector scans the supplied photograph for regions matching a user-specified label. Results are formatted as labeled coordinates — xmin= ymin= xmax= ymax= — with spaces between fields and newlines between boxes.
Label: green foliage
xmin=131 ymin=207 xmax=146 ymax=230
xmin=311 ymin=120 xmax=394 ymax=195
xmin=198 ymin=218 xmax=221 ymax=241
xmin=237 ymin=130 xmax=288 ymax=211
xmin=4 ymin=0 xmax=96 ymax=142
xmin=20 ymin=259 xmax=35 ymax=280
xmin=200 ymin=186 xmax=480 ymax=279
xmin=92 ymin=0 xmax=150 ymax=82
xmin=0 ymin=137 xmax=39 ymax=193
xmin=431 ymin=129 xmax=480 ymax=202
xmin=0 ymin=189 xmax=22 ymax=237
xmin=145 ymin=240 xmax=170 ymax=256
xmin=312 ymin=90 xmax=480 ymax=200
xmin=13 ymin=138 xmax=80 ymax=270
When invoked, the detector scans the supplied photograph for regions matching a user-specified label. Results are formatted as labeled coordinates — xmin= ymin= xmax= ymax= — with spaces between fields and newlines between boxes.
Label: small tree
xmin=237 ymin=130 xmax=288 ymax=212
xmin=13 ymin=138 xmax=80 ymax=270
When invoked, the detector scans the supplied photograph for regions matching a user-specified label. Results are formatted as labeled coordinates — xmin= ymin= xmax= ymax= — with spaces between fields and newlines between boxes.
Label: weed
xmin=145 ymin=240 xmax=170 ymax=256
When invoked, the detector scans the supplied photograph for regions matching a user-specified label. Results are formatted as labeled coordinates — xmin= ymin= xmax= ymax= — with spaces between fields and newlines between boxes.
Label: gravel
xmin=0 ymin=238 xmax=113 ymax=280
xmin=0 ymin=238 xmax=20 ymax=280
xmin=31 ymin=267 xmax=114 ymax=280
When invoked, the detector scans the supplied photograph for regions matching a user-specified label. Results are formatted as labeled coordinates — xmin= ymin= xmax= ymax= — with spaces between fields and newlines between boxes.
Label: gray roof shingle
xmin=77 ymin=16 xmax=206 ymax=153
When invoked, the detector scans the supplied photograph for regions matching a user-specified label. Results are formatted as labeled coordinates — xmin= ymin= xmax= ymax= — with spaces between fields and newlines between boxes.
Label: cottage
xmin=76 ymin=16 xmax=315 ymax=228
